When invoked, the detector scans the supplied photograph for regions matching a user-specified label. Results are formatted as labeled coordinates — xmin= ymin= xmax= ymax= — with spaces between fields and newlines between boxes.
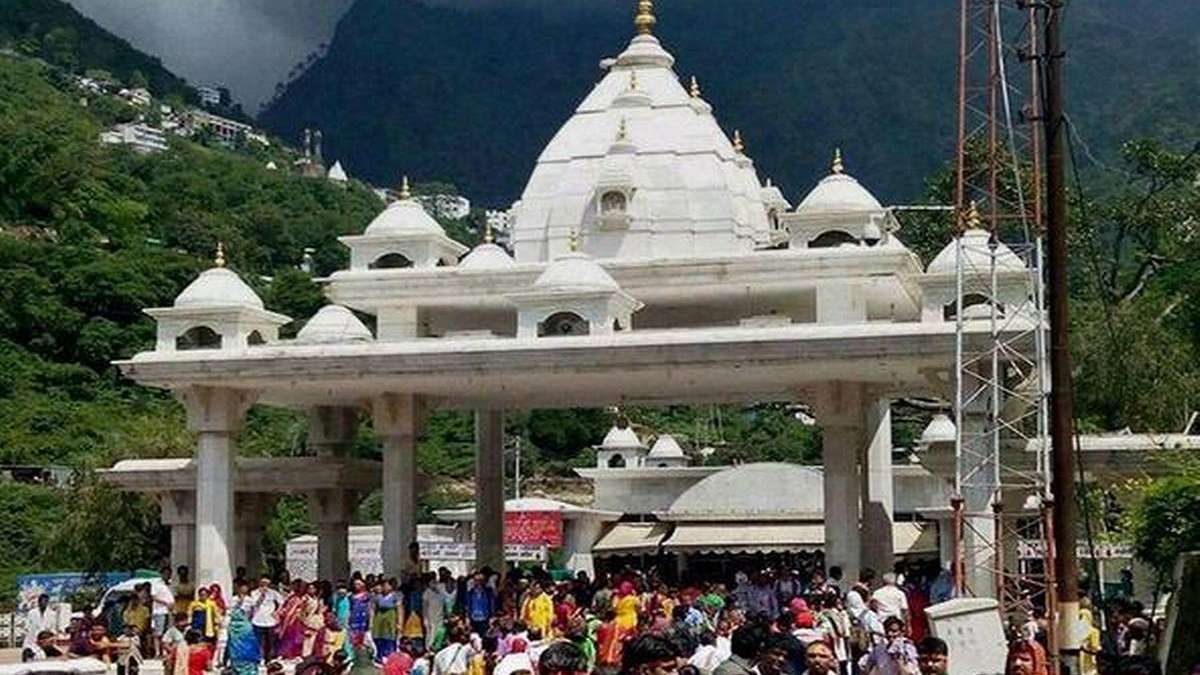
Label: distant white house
xmin=187 ymin=110 xmax=255 ymax=147
xmin=196 ymin=85 xmax=223 ymax=108
xmin=415 ymin=193 xmax=471 ymax=220
xmin=118 ymin=87 xmax=152 ymax=107
xmin=99 ymin=123 xmax=168 ymax=154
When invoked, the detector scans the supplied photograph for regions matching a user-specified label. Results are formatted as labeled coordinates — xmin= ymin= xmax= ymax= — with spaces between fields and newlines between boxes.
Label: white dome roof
xmin=459 ymin=242 xmax=516 ymax=270
xmin=920 ymin=413 xmax=957 ymax=446
xmin=927 ymin=228 xmax=1025 ymax=274
xmin=533 ymin=250 xmax=620 ymax=292
xmin=296 ymin=305 xmax=373 ymax=344
xmin=510 ymin=28 xmax=771 ymax=262
xmin=667 ymin=463 xmax=824 ymax=518
xmin=363 ymin=198 xmax=445 ymax=237
xmin=648 ymin=434 xmax=686 ymax=459
xmin=175 ymin=267 xmax=263 ymax=310
xmin=601 ymin=424 xmax=643 ymax=449
xmin=795 ymin=172 xmax=882 ymax=215
xmin=327 ymin=160 xmax=348 ymax=183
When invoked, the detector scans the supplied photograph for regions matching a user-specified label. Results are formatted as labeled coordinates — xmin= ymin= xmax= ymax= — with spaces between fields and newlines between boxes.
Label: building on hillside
xmin=197 ymin=85 xmax=231 ymax=109
xmin=186 ymin=110 xmax=254 ymax=147
xmin=415 ymin=193 xmax=471 ymax=220
xmin=118 ymin=87 xmax=152 ymax=107
xmin=99 ymin=122 xmax=169 ymax=154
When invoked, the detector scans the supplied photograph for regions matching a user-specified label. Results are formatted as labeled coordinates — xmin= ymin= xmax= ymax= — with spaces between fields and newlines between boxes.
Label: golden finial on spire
xmin=832 ymin=147 xmax=844 ymax=174
xmin=399 ymin=175 xmax=411 ymax=200
xmin=634 ymin=0 xmax=656 ymax=35
xmin=214 ymin=241 xmax=226 ymax=268
xmin=732 ymin=129 xmax=745 ymax=154
xmin=568 ymin=229 xmax=579 ymax=252
xmin=966 ymin=199 xmax=982 ymax=230
xmin=689 ymin=76 xmax=701 ymax=98
xmin=484 ymin=219 xmax=494 ymax=244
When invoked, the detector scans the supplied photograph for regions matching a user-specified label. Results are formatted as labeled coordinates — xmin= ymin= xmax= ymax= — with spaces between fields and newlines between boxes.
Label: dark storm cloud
xmin=66 ymin=0 xmax=355 ymax=111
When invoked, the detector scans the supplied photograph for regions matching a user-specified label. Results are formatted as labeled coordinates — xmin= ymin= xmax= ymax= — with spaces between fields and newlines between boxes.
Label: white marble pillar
xmin=374 ymin=394 xmax=422 ymax=576
xmin=308 ymin=406 xmax=359 ymax=457
xmin=815 ymin=383 xmax=864 ymax=583
xmin=861 ymin=398 xmax=896 ymax=574
xmin=308 ymin=489 xmax=357 ymax=581
xmin=159 ymin=490 xmax=196 ymax=573
xmin=178 ymin=386 xmax=256 ymax=594
xmin=474 ymin=409 xmax=505 ymax=572
xmin=234 ymin=493 xmax=275 ymax=577
xmin=958 ymin=396 xmax=998 ymax=598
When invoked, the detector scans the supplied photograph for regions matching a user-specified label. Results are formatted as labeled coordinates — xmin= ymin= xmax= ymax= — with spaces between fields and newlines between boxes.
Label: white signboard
xmin=1017 ymin=540 xmax=1132 ymax=560
xmin=926 ymin=598 xmax=1006 ymax=675
xmin=420 ymin=542 xmax=547 ymax=563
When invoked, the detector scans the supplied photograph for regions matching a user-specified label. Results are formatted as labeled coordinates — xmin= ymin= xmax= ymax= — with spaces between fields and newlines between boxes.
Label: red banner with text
xmin=504 ymin=510 xmax=564 ymax=548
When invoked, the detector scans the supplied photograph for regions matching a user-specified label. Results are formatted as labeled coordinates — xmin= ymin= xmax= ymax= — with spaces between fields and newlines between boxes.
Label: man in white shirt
xmin=247 ymin=575 xmax=284 ymax=659
xmin=22 ymin=595 xmax=58 ymax=652
xmin=432 ymin=627 xmax=473 ymax=675
xmin=870 ymin=573 xmax=909 ymax=623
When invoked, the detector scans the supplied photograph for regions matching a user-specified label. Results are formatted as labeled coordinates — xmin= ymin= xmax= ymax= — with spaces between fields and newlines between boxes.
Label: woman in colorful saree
xmin=275 ymin=579 xmax=310 ymax=659
xmin=226 ymin=607 xmax=261 ymax=675
xmin=371 ymin=579 xmax=400 ymax=663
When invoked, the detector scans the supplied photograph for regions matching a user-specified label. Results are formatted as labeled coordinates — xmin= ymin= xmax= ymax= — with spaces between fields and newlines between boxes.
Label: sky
xmin=65 ymin=0 xmax=355 ymax=112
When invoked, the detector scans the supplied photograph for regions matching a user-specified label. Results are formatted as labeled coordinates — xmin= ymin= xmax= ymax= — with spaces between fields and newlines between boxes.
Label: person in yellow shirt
xmin=613 ymin=581 xmax=641 ymax=635
xmin=520 ymin=582 xmax=554 ymax=638
xmin=1078 ymin=601 xmax=1102 ymax=675
xmin=187 ymin=587 xmax=220 ymax=642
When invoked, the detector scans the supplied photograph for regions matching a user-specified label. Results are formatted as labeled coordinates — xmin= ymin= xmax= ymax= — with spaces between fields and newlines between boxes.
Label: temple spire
xmin=634 ymin=0 xmax=656 ymax=35
xmin=733 ymin=129 xmax=745 ymax=154
xmin=214 ymin=241 xmax=226 ymax=268
xmin=689 ymin=76 xmax=701 ymax=98
xmin=399 ymin=175 xmax=411 ymax=200
xmin=484 ymin=219 xmax=494 ymax=244
xmin=832 ymin=147 xmax=844 ymax=174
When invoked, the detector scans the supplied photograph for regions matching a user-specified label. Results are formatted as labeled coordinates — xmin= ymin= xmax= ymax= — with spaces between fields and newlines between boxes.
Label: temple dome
xmin=927 ymin=228 xmax=1025 ymax=275
xmin=363 ymin=196 xmax=445 ymax=237
xmin=296 ymin=305 xmax=373 ymax=344
xmin=601 ymin=424 xmax=643 ymax=449
xmin=533 ymin=250 xmax=620 ymax=293
xmin=459 ymin=242 xmax=516 ymax=271
xmin=175 ymin=266 xmax=263 ymax=310
xmin=509 ymin=14 xmax=771 ymax=263
xmin=647 ymin=434 xmax=686 ymax=459
xmin=795 ymin=171 xmax=882 ymax=215
xmin=667 ymin=463 xmax=824 ymax=519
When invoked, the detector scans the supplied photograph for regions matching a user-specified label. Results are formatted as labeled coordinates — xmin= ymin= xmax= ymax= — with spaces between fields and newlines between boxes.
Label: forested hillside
xmin=260 ymin=0 xmax=1200 ymax=206
xmin=1 ymin=0 xmax=194 ymax=101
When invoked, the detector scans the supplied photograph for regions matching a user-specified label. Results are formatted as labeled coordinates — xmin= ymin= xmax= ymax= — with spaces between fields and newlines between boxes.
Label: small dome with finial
xmin=296 ymin=305 xmax=373 ymax=344
xmin=927 ymin=200 xmax=1025 ymax=274
xmin=794 ymin=148 xmax=883 ymax=216
xmin=460 ymin=222 xmax=517 ymax=270
xmin=174 ymin=242 xmax=265 ymax=310
xmin=533 ymin=232 xmax=621 ymax=292
xmin=363 ymin=175 xmax=447 ymax=237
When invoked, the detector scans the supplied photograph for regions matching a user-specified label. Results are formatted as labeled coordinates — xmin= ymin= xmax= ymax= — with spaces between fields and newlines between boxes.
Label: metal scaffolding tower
xmin=951 ymin=0 xmax=1056 ymax=647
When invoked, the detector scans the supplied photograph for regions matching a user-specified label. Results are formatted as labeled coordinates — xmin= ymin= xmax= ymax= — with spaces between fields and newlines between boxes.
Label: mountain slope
xmin=260 ymin=0 xmax=1200 ymax=207
xmin=1 ymin=0 xmax=194 ymax=100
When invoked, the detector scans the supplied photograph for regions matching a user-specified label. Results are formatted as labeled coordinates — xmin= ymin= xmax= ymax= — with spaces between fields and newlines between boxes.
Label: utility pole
xmin=514 ymin=436 xmax=522 ymax=500
xmin=1043 ymin=0 xmax=1081 ymax=663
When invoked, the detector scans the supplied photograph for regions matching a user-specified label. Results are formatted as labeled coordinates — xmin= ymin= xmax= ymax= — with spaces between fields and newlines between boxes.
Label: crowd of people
xmin=19 ymin=561 xmax=1183 ymax=675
